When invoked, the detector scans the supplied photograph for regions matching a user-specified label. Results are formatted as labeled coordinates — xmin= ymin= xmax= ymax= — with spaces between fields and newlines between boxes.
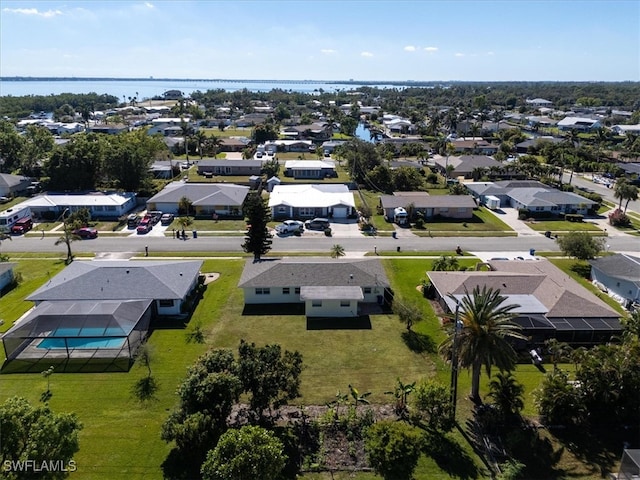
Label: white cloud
xmin=487 ymin=51 xmax=495 ymax=56
xmin=321 ymin=49 xmax=336 ymax=55
xmin=454 ymin=52 xmax=465 ymax=57
xmin=2 ymin=7 xmax=62 ymax=17
xmin=424 ymin=46 xmax=438 ymax=52
xmin=144 ymin=2 xmax=155 ymax=8
xmin=404 ymin=45 xmax=416 ymax=52
xmin=361 ymin=51 xmax=374 ymax=57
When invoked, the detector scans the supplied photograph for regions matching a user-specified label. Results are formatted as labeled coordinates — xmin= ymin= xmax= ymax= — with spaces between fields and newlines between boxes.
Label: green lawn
xmin=0 ymin=256 xmax=622 ymax=479
xmin=412 ymin=207 xmax=516 ymax=237
xmin=525 ymin=219 xmax=602 ymax=233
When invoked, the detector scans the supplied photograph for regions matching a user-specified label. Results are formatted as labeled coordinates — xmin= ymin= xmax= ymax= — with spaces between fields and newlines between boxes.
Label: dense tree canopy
xmin=0 ymin=396 xmax=82 ymax=480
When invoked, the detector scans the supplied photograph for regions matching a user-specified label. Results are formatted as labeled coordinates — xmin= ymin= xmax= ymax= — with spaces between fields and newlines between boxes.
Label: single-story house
xmin=428 ymin=259 xmax=622 ymax=346
xmin=526 ymin=98 xmax=553 ymax=108
xmin=449 ymin=140 xmax=499 ymax=156
xmin=0 ymin=173 xmax=31 ymax=197
xmin=219 ymin=137 xmax=251 ymax=152
xmin=0 ymin=262 xmax=16 ymax=294
xmin=27 ymin=260 xmax=203 ymax=317
xmin=197 ymin=159 xmax=265 ymax=176
xmin=264 ymin=139 xmax=314 ymax=153
xmin=146 ymin=182 xmax=249 ymax=217
xmin=590 ymin=254 xmax=640 ymax=310
xmin=284 ymin=160 xmax=337 ymax=179
xmin=612 ymin=124 xmax=640 ymax=136
xmin=147 ymin=118 xmax=194 ymax=136
xmin=149 ymin=160 xmax=176 ymax=179
xmin=20 ymin=192 xmax=137 ymax=220
xmin=281 ymin=122 xmax=332 ymax=141
xmin=433 ymin=155 xmax=503 ymax=179
xmin=557 ymin=117 xmax=602 ymax=132
xmin=321 ymin=140 xmax=348 ymax=155
xmin=87 ymin=124 xmax=129 ymax=135
xmin=268 ymin=184 xmax=356 ymax=219
xmin=238 ymin=257 xmax=392 ymax=317
xmin=465 ymin=180 xmax=597 ymax=215
xmin=379 ymin=192 xmax=475 ymax=220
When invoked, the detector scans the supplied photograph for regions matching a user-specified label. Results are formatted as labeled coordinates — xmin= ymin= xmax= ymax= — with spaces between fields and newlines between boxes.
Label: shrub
xmin=324 ymin=227 xmax=332 ymax=237
xmin=517 ymin=209 xmax=530 ymax=220
xmin=609 ymin=208 xmax=631 ymax=227
xmin=564 ymin=213 xmax=583 ymax=222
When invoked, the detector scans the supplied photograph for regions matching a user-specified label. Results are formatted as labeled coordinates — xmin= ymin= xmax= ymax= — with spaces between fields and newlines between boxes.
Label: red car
xmin=73 ymin=227 xmax=98 ymax=239
xmin=136 ymin=220 xmax=152 ymax=234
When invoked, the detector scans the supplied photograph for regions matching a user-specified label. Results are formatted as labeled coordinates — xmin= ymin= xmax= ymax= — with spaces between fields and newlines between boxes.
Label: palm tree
xmin=55 ymin=222 xmax=79 ymax=265
xmin=544 ymin=338 xmax=572 ymax=372
xmin=438 ymin=285 xmax=527 ymax=403
xmin=614 ymin=179 xmax=638 ymax=212
xmin=487 ymin=370 xmax=524 ymax=419
xmin=193 ymin=130 xmax=207 ymax=159
xmin=330 ymin=244 xmax=345 ymax=259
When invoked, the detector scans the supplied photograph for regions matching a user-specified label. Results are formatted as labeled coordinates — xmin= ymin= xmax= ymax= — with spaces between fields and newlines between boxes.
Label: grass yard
xmin=525 ymin=219 xmax=603 ymax=233
xmin=412 ymin=207 xmax=516 ymax=237
xmin=0 ymin=255 xmax=623 ymax=479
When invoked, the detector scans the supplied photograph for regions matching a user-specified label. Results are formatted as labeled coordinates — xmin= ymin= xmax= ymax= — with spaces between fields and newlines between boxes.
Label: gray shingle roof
xmin=590 ymin=254 xmax=640 ymax=285
xmin=428 ymin=259 xmax=620 ymax=321
xmin=147 ymin=183 xmax=249 ymax=206
xmin=27 ymin=260 xmax=203 ymax=302
xmin=380 ymin=193 xmax=476 ymax=209
xmin=238 ymin=258 xmax=390 ymax=288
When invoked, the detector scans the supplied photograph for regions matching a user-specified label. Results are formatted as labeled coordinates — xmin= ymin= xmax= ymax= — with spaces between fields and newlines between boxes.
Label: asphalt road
xmin=2 ymin=232 xmax=638 ymax=256
xmin=564 ymin=173 xmax=640 ymax=215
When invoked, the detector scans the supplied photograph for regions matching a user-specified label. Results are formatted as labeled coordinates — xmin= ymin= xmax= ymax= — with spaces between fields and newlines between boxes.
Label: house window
xmin=106 ymin=206 xmax=116 ymax=211
xmin=363 ymin=287 xmax=372 ymax=294
xmin=278 ymin=206 xmax=287 ymax=214
xmin=299 ymin=207 xmax=314 ymax=216
xmin=256 ymin=287 xmax=270 ymax=295
xmin=340 ymin=300 xmax=350 ymax=307
xmin=312 ymin=300 xmax=322 ymax=307
xmin=283 ymin=287 xmax=290 ymax=294
xmin=159 ymin=299 xmax=174 ymax=307
xmin=294 ymin=287 xmax=301 ymax=294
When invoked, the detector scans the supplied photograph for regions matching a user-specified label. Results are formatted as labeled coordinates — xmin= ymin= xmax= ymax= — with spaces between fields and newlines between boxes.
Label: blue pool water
xmin=38 ymin=332 xmax=125 ymax=350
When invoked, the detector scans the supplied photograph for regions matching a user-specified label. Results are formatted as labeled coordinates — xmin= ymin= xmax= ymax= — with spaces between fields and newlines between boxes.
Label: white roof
xmin=268 ymin=184 xmax=355 ymax=209
xmin=285 ymin=160 xmax=335 ymax=169
xmin=557 ymin=117 xmax=600 ymax=126
xmin=21 ymin=192 xmax=134 ymax=208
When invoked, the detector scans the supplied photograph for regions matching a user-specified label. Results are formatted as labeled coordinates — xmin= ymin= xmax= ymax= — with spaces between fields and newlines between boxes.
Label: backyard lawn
xmin=0 ymin=255 xmax=624 ymax=479
xmin=525 ymin=218 xmax=603 ymax=233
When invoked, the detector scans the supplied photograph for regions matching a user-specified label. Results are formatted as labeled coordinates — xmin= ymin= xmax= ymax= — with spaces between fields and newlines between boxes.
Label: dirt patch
xmin=202 ymin=272 xmax=220 ymax=285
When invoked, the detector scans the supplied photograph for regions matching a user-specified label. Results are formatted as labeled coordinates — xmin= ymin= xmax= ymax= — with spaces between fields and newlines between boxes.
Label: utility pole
xmin=449 ymin=300 xmax=462 ymax=421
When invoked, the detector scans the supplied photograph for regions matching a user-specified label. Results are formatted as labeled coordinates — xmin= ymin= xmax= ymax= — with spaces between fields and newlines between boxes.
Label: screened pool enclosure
xmin=1 ymin=299 xmax=152 ymax=373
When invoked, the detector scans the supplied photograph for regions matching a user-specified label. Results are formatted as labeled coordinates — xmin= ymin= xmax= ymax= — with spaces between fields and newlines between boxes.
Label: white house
xmin=20 ymin=192 xmax=137 ymax=219
xmin=146 ymin=182 xmax=249 ymax=217
xmin=268 ymin=184 xmax=355 ymax=219
xmin=557 ymin=117 xmax=602 ymax=131
xmin=284 ymin=160 xmax=337 ymax=179
xmin=526 ymin=98 xmax=553 ymax=107
xmin=238 ymin=257 xmax=391 ymax=317
xmin=612 ymin=124 xmax=640 ymax=136
xmin=590 ymin=254 xmax=640 ymax=309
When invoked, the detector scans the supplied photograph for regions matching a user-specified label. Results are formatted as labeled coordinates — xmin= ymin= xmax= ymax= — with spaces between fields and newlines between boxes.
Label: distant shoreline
xmin=1 ymin=77 xmax=636 ymax=85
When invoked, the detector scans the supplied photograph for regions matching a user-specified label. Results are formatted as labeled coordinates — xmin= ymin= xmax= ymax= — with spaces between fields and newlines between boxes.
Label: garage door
xmin=332 ymin=207 xmax=348 ymax=218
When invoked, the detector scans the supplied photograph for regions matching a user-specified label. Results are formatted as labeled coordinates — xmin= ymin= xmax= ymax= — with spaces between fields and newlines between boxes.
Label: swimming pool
xmin=37 ymin=326 xmax=126 ymax=350
xmin=38 ymin=337 xmax=125 ymax=349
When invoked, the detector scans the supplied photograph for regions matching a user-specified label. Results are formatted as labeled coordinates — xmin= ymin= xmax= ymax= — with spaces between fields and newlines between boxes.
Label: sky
xmin=0 ymin=0 xmax=638 ymax=82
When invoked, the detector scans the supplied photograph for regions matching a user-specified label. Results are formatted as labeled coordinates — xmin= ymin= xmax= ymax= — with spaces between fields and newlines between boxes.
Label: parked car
xmin=11 ymin=217 xmax=33 ymax=235
xmin=160 ymin=213 xmax=174 ymax=225
xmin=73 ymin=227 xmax=98 ymax=239
xmin=0 ymin=196 xmax=10 ymax=204
xmin=136 ymin=219 xmax=152 ymax=234
xmin=127 ymin=214 xmax=140 ymax=227
xmin=275 ymin=220 xmax=304 ymax=234
xmin=304 ymin=218 xmax=330 ymax=230
xmin=146 ymin=211 xmax=163 ymax=225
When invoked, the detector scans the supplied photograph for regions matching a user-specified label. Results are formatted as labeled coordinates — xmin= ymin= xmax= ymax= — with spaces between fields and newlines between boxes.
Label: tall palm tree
xmin=193 ymin=130 xmax=207 ymax=159
xmin=438 ymin=285 xmax=526 ymax=403
xmin=614 ymin=179 xmax=638 ymax=212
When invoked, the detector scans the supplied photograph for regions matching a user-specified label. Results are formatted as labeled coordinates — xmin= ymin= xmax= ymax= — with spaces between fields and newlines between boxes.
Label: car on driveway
xmin=275 ymin=220 xmax=304 ymax=234
xmin=73 ymin=227 xmax=98 ymax=239
xmin=160 ymin=213 xmax=174 ymax=225
xmin=304 ymin=218 xmax=330 ymax=231
xmin=136 ymin=219 xmax=152 ymax=234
